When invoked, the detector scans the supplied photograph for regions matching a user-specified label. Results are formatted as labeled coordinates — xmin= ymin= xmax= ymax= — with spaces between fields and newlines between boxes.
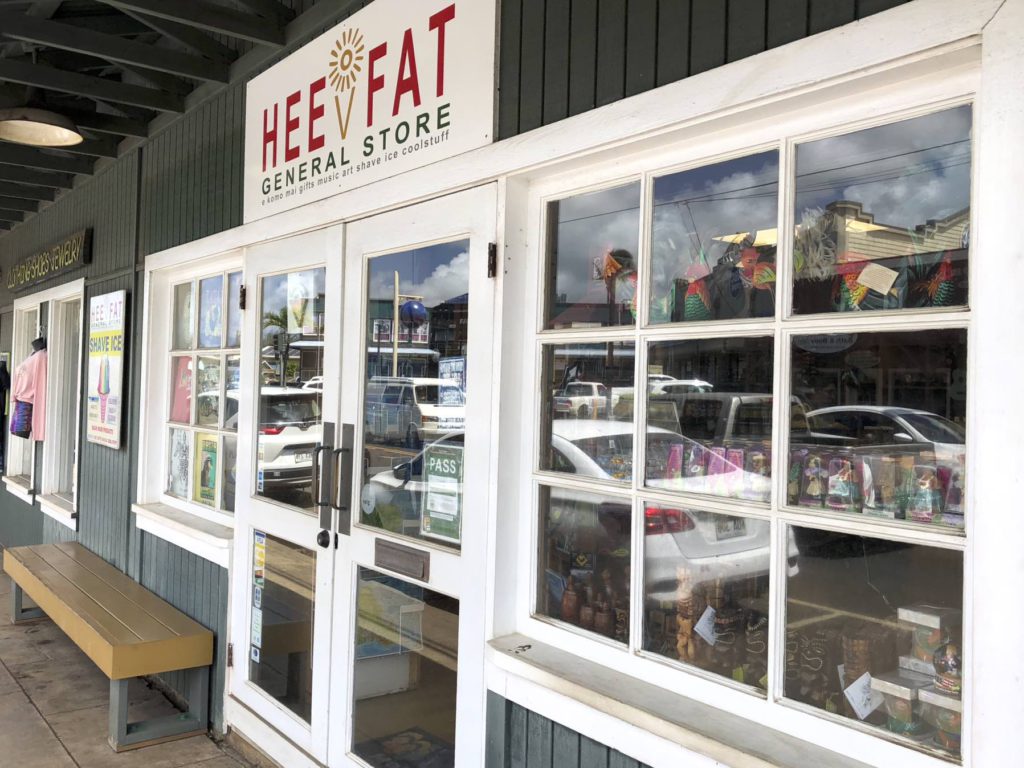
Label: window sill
xmin=38 ymin=494 xmax=77 ymax=531
xmin=488 ymin=633 xmax=872 ymax=768
xmin=132 ymin=503 xmax=232 ymax=568
xmin=2 ymin=475 xmax=33 ymax=505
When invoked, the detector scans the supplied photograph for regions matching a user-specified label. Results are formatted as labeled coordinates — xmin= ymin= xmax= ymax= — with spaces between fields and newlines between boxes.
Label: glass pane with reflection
xmin=650 ymin=152 xmax=778 ymax=323
xmin=173 ymin=282 xmax=193 ymax=350
xmin=169 ymin=356 xmax=192 ymax=424
xmin=360 ymin=241 xmax=469 ymax=547
xmin=227 ymin=271 xmax=243 ymax=347
xmin=352 ymin=567 xmax=458 ymax=768
xmin=643 ymin=504 xmax=774 ymax=691
xmin=256 ymin=268 xmax=325 ymax=510
xmin=198 ymin=275 xmax=224 ymax=349
xmin=249 ymin=533 xmax=315 ymax=722
xmin=644 ymin=338 xmax=775 ymax=503
xmin=536 ymin=485 xmax=632 ymax=645
xmin=785 ymin=527 xmax=963 ymax=759
xmin=539 ymin=342 xmax=636 ymax=484
xmin=222 ymin=435 xmax=237 ymax=514
xmin=545 ymin=183 xmax=641 ymax=329
xmin=195 ymin=356 xmax=221 ymax=427
xmin=790 ymin=330 xmax=967 ymax=530
xmin=793 ymin=106 xmax=970 ymax=314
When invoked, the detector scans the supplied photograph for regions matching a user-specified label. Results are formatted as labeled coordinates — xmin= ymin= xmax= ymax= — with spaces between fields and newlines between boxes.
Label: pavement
xmin=0 ymin=571 xmax=253 ymax=768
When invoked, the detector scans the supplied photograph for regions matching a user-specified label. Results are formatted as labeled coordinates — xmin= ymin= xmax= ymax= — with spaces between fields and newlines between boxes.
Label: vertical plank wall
xmin=497 ymin=0 xmax=913 ymax=138
xmin=487 ymin=693 xmax=651 ymax=768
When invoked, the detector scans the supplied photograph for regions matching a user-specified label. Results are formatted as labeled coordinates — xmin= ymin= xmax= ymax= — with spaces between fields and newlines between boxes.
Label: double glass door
xmin=230 ymin=186 xmax=497 ymax=768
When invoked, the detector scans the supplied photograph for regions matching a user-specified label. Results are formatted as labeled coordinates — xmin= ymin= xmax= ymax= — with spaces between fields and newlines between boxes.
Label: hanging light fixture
xmin=0 ymin=106 xmax=83 ymax=147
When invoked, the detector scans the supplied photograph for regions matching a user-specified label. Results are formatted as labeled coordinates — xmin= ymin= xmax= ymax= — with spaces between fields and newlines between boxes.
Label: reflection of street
xmin=365 ymin=444 xmax=418 ymax=475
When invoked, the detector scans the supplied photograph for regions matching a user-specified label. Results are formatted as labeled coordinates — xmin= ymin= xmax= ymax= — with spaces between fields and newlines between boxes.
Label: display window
xmin=4 ymin=280 xmax=84 ymax=526
xmin=525 ymin=102 xmax=971 ymax=762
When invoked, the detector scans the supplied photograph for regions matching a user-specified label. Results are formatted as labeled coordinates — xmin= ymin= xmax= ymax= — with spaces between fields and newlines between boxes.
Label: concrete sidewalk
xmin=0 ymin=572 xmax=250 ymax=768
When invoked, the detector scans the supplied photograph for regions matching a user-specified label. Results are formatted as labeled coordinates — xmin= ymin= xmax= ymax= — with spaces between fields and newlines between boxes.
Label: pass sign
xmin=244 ymin=0 xmax=495 ymax=222
xmin=421 ymin=443 xmax=463 ymax=544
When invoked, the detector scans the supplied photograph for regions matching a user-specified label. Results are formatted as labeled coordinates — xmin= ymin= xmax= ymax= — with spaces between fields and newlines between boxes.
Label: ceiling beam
xmin=235 ymin=0 xmax=296 ymax=24
xmin=59 ymin=108 xmax=148 ymax=139
xmin=0 ymin=181 xmax=55 ymax=201
xmin=0 ymin=163 xmax=73 ymax=188
xmin=105 ymin=0 xmax=285 ymax=46
xmin=119 ymin=64 xmax=192 ymax=96
xmin=0 ymin=13 xmax=230 ymax=83
xmin=0 ymin=58 xmax=185 ymax=113
xmin=0 ymin=144 xmax=95 ymax=175
xmin=0 ymin=223 xmax=11 ymax=232
xmin=52 ymin=138 xmax=119 ymax=159
xmin=119 ymin=9 xmax=234 ymax=64
xmin=0 ymin=196 xmax=38 ymax=212
xmin=0 ymin=208 xmax=25 ymax=222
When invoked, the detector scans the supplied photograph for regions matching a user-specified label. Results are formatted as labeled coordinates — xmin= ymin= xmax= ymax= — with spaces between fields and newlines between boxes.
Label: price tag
xmin=844 ymin=671 xmax=884 ymax=720
xmin=856 ymin=263 xmax=899 ymax=295
xmin=694 ymin=606 xmax=717 ymax=646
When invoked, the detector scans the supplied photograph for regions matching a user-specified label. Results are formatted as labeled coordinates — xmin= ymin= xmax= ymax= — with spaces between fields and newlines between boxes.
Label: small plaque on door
xmin=375 ymin=538 xmax=430 ymax=582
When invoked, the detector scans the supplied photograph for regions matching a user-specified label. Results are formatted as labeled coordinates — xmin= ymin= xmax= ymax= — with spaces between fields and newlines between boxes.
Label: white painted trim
xmin=2 ymin=475 xmax=33 ymax=505
xmin=132 ymin=503 xmax=232 ymax=568
xmin=37 ymin=494 xmax=77 ymax=531
xmin=10 ymin=278 xmax=85 ymax=311
xmin=224 ymin=696 xmax=321 ymax=768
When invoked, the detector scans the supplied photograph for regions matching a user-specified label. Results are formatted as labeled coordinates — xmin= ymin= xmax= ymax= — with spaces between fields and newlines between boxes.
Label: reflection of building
xmin=827 ymin=200 xmax=969 ymax=261
xmin=365 ymin=295 xmax=468 ymax=378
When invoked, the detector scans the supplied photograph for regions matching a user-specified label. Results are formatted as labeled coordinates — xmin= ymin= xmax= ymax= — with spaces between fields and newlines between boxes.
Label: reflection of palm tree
xmin=261 ymin=308 xmax=288 ymax=335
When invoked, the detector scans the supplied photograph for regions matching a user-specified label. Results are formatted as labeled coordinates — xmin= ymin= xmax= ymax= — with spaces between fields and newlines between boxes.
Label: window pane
xmin=644 ymin=338 xmax=775 ymax=503
xmin=791 ymin=330 xmax=967 ymax=531
xmin=249 ymin=533 xmax=315 ymax=722
xmin=256 ymin=268 xmax=325 ymax=510
xmin=545 ymin=183 xmax=641 ymax=329
xmin=223 ymin=435 xmax=237 ymax=514
xmin=793 ymin=106 xmax=970 ymax=314
xmin=198 ymin=275 xmax=224 ymax=349
xmin=650 ymin=152 xmax=778 ymax=323
xmin=173 ymin=282 xmax=194 ymax=350
xmin=352 ymin=568 xmax=458 ymax=768
xmin=167 ymin=428 xmax=191 ymax=499
xmin=539 ymin=342 xmax=636 ymax=484
xmin=193 ymin=432 xmax=218 ymax=506
xmin=196 ymin=356 xmax=221 ymax=427
xmin=785 ymin=527 xmax=963 ymax=759
xmin=169 ymin=356 xmax=192 ymax=424
xmin=537 ymin=485 xmax=632 ymax=645
xmin=227 ymin=271 xmax=243 ymax=348
xmin=360 ymin=242 xmax=469 ymax=547
xmin=643 ymin=505 xmax=771 ymax=691
xmin=225 ymin=354 xmax=240 ymax=431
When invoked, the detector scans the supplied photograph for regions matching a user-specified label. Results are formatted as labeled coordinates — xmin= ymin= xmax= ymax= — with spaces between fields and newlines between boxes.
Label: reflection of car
xmin=648 ymin=378 xmax=713 ymax=395
xmin=257 ymin=387 xmax=322 ymax=492
xmin=301 ymin=376 xmax=323 ymax=391
xmin=365 ymin=376 xmax=465 ymax=446
xmin=552 ymin=381 xmax=609 ymax=418
xmin=805 ymin=405 xmax=965 ymax=461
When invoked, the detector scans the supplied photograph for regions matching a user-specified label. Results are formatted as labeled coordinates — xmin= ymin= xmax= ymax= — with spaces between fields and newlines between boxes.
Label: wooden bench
xmin=3 ymin=542 xmax=213 ymax=751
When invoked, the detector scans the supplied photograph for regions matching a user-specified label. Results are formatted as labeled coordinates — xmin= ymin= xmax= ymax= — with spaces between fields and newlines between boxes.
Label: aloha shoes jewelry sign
xmin=244 ymin=0 xmax=495 ymax=222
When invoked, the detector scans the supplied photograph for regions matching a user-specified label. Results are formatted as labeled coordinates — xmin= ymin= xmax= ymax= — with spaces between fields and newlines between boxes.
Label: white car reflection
xmin=363 ymin=420 xmax=796 ymax=601
xmin=805 ymin=405 xmax=965 ymax=462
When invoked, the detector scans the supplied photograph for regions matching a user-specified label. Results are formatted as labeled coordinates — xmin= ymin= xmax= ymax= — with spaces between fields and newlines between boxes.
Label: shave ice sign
xmin=244 ymin=0 xmax=495 ymax=222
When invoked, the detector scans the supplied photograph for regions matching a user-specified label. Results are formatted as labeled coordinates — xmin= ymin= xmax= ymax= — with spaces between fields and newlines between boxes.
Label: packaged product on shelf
xmin=897 ymin=604 xmax=961 ymax=666
xmin=800 ymin=452 xmax=827 ymax=507
xmin=920 ymin=685 xmax=963 ymax=755
xmin=787 ymin=449 xmax=807 ymax=505
xmin=861 ymin=454 xmax=902 ymax=518
xmin=908 ymin=464 xmax=944 ymax=523
xmin=826 ymin=455 xmax=861 ymax=513
xmin=932 ymin=642 xmax=962 ymax=698
xmin=870 ymin=669 xmax=935 ymax=739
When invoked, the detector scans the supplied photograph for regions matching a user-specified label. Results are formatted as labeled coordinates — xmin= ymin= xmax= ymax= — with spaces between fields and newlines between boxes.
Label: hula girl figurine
xmin=800 ymin=454 xmax=826 ymax=506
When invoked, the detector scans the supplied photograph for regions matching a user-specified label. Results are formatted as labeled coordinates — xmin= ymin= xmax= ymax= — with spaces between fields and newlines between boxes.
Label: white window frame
xmin=135 ymin=250 xmax=242 ymax=565
xmin=5 ymin=278 xmax=85 ymax=529
xmin=496 ymin=75 xmax=977 ymax=768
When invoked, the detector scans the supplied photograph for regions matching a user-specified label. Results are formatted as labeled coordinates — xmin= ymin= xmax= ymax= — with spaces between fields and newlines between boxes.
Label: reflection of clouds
xmin=651 ymin=154 xmax=778 ymax=291
xmin=553 ymin=183 xmax=641 ymax=303
xmin=261 ymin=268 xmax=326 ymax=343
xmin=368 ymin=250 xmax=469 ymax=308
xmin=796 ymin=105 xmax=971 ymax=229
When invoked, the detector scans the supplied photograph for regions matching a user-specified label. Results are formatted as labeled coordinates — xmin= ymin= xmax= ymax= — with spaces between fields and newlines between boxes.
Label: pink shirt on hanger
xmin=13 ymin=350 xmax=47 ymax=441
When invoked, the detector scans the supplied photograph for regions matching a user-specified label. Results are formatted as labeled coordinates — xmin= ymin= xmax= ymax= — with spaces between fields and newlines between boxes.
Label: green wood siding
xmin=497 ymin=0 xmax=912 ymax=139
xmin=487 ymin=692 xmax=649 ymax=768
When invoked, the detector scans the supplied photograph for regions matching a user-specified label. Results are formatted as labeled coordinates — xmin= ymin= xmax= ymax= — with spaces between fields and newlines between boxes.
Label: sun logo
xmin=328 ymin=28 xmax=364 ymax=93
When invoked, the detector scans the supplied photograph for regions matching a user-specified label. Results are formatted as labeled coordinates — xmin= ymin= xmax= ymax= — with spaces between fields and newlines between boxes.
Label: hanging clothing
xmin=12 ymin=349 xmax=47 ymax=441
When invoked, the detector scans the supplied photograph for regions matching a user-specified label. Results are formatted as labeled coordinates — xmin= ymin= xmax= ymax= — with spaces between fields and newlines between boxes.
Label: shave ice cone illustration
xmin=329 ymin=28 xmax=364 ymax=140
xmin=97 ymin=355 xmax=111 ymax=421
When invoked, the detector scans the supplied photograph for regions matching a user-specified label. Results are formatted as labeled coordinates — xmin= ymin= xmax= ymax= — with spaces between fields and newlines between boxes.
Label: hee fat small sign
xmin=244 ymin=0 xmax=496 ymax=222
xmin=86 ymin=290 xmax=126 ymax=450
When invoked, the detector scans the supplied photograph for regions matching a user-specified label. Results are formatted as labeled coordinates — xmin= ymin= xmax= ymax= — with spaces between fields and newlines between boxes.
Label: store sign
xmin=244 ymin=0 xmax=496 ymax=222
xmin=86 ymin=290 xmax=125 ymax=449
xmin=7 ymin=229 xmax=92 ymax=291
xmin=421 ymin=442 xmax=463 ymax=544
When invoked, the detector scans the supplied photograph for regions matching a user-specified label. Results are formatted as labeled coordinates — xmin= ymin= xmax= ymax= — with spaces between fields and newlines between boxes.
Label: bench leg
xmin=10 ymin=583 xmax=44 ymax=623
xmin=108 ymin=666 xmax=209 ymax=752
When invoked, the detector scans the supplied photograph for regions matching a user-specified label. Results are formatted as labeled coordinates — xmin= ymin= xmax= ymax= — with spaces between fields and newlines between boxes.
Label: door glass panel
xmin=256 ymin=268 xmax=325 ymax=510
xmin=249 ymin=533 xmax=315 ymax=722
xmin=352 ymin=567 xmax=458 ymax=768
xmin=360 ymin=241 xmax=469 ymax=547
xmin=227 ymin=271 xmax=244 ymax=347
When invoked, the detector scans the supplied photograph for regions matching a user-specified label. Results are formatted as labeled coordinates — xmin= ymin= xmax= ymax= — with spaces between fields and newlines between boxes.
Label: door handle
xmin=332 ymin=423 xmax=355 ymax=536
xmin=313 ymin=422 xmax=336 ymax=543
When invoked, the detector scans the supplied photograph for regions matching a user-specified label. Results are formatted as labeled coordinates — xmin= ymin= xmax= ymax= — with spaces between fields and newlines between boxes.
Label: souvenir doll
xmin=909 ymin=465 xmax=943 ymax=523
xmin=826 ymin=457 xmax=860 ymax=513
xmin=800 ymin=454 xmax=826 ymax=506
xmin=726 ymin=447 xmax=745 ymax=496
